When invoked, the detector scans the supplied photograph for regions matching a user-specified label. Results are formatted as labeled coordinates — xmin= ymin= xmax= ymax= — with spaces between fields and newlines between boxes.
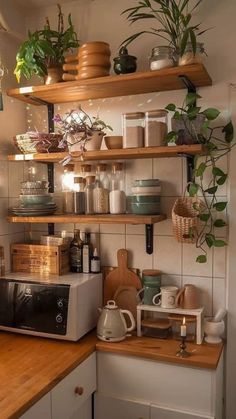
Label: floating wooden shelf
xmin=8 ymin=144 xmax=205 ymax=163
xmin=7 ymin=64 xmax=212 ymax=105
xmin=7 ymin=213 xmax=166 ymax=224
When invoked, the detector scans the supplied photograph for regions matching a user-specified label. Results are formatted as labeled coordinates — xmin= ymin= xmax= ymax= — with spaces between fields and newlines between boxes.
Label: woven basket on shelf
xmin=172 ymin=196 xmax=205 ymax=244
xmin=13 ymin=133 xmax=67 ymax=154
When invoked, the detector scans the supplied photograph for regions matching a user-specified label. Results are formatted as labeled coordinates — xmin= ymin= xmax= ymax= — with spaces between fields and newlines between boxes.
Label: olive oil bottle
xmin=70 ymin=229 xmax=83 ymax=273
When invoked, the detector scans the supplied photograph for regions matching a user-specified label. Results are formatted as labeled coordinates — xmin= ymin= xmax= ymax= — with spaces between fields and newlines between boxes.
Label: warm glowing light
xmin=183 ymin=316 xmax=186 ymax=325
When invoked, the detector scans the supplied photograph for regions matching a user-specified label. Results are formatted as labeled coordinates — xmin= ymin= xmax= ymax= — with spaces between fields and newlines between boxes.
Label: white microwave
xmin=0 ymin=272 xmax=102 ymax=341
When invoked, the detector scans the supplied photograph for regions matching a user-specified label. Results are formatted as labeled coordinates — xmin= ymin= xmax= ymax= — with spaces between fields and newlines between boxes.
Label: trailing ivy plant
xmin=166 ymin=92 xmax=235 ymax=263
xmin=121 ymin=0 xmax=209 ymax=57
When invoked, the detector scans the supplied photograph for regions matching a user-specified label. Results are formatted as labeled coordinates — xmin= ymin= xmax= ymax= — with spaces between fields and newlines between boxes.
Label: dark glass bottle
xmin=82 ymin=232 xmax=93 ymax=273
xmin=70 ymin=229 xmax=83 ymax=273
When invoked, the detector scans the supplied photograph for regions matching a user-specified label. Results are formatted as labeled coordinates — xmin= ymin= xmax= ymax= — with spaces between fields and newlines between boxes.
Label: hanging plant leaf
xmin=165 ymin=103 xmax=176 ymax=111
xmin=213 ymin=202 xmax=227 ymax=211
xmin=214 ymin=219 xmax=226 ymax=228
xmin=205 ymin=186 xmax=218 ymax=194
xmin=196 ymin=255 xmax=207 ymax=263
xmin=217 ymin=174 xmax=228 ymax=185
xmin=186 ymin=92 xmax=201 ymax=107
xmin=198 ymin=213 xmax=210 ymax=222
xmin=212 ymin=167 xmax=225 ymax=177
xmin=205 ymin=233 xmax=215 ymax=248
xmin=166 ymin=131 xmax=177 ymax=143
xmin=213 ymin=239 xmax=227 ymax=247
xmin=195 ymin=162 xmax=206 ymax=177
xmin=223 ymin=121 xmax=234 ymax=143
xmin=189 ymin=182 xmax=199 ymax=196
xmin=202 ymin=108 xmax=220 ymax=120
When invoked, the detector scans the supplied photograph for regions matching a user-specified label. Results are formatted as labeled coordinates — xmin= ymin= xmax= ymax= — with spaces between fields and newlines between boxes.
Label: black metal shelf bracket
xmin=47 ymin=104 xmax=55 ymax=235
xmin=145 ymin=224 xmax=153 ymax=255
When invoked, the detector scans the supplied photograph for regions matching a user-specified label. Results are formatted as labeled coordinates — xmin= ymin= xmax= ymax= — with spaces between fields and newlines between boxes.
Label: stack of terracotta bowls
xmin=130 ymin=179 xmax=161 ymax=215
xmin=78 ymin=42 xmax=111 ymax=79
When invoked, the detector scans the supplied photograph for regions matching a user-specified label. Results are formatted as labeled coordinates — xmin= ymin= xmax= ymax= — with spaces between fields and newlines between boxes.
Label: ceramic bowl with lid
xmin=133 ymin=179 xmax=160 ymax=187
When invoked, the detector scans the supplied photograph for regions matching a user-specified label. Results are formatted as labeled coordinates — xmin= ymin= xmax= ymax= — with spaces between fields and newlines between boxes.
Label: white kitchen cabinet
xmin=96 ymin=352 xmax=223 ymax=419
xmin=51 ymin=353 xmax=96 ymax=419
xmin=19 ymin=393 xmax=51 ymax=419
xmin=95 ymin=393 xmax=150 ymax=419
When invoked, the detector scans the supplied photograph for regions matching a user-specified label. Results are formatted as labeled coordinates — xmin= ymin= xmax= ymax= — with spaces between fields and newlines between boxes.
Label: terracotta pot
xmin=85 ymin=131 xmax=104 ymax=151
xmin=45 ymin=66 xmax=63 ymax=85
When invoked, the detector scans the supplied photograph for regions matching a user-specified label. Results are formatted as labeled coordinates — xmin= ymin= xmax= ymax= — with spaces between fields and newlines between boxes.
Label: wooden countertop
xmin=0 ymin=332 xmax=223 ymax=419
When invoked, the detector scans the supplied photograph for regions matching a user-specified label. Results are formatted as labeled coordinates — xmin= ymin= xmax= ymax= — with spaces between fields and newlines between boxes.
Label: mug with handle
xmin=152 ymin=286 xmax=179 ymax=309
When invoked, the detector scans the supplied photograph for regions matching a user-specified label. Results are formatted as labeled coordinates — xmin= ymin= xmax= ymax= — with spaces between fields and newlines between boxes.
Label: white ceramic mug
xmin=152 ymin=286 xmax=179 ymax=308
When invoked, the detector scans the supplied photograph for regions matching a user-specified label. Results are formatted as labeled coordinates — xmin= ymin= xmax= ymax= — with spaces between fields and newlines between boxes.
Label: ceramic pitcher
xmin=176 ymin=284 xmax=200 ymax=309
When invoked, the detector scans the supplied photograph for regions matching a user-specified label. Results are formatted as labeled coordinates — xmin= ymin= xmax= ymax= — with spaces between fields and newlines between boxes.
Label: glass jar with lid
xmin=109 ymin=162 xmax=126 ymax=214
xmin=62 ymin=164 xmax=75 ymax=214
xmin=80 ymin=164 xmax=92 ymax=179
xmin=149 ymin=46 xmax=175 ymax=71
xmin=74 ymin=176 xmax=85 ymax=214
xmin=145 ymin=109 xmax=168 ymax=147
xmin=179 ymin=42 xmax=205 ymax=66
xmin=122 ymin=112 xmax=145 ymax=148
xmin=94 ymin=164 xmax=110 ymax=214
xmin=84 ymin=175 xmax=95 ymax=214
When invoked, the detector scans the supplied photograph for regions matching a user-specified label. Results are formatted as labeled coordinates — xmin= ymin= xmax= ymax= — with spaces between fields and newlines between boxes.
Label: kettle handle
xmin=121 ymin=309 xmax=136 ymax=332
xmin=175 ymin=287 xmax=184 ymax=307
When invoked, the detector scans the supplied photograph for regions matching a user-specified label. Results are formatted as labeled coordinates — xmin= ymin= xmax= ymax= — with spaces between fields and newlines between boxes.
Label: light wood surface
xmin=7 ymin=144 xmax=205 ymax=163
xmin=104 ymin=249 xmax=142 ymax=302
xmin=7 ymin=64 xmax=212 ymax=105
xmin=7 ymin=213 xmax=166 ymax=224
xmin=96 ymin=335 xmax=223 ymax=370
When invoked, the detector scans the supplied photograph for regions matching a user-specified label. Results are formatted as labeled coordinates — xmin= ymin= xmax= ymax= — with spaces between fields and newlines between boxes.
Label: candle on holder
xmin=180 ymin=316 xmax=187 ymax=337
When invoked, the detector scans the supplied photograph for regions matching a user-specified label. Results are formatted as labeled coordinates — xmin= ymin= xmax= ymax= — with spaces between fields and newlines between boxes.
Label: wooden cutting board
xmin=114 ymin=285 xmax=140 ymax=323
xmin=103 ymin=249 xmax=142 ymax=303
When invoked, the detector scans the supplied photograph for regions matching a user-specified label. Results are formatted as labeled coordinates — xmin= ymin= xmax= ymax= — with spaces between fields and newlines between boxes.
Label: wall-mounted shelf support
xmin=179 ymin=74 xmax=197 ymax=94
xmin=186 ymin=154 xmax=195 ymax=183
xmin=145 ymin=224 xmax=154 ymax=255
xmin=47 ymin=104 xmax=55 ymax=235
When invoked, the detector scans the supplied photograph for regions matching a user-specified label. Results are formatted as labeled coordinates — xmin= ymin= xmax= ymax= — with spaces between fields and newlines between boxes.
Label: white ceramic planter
xmin=204 ymin=318 xmax=225 ymax=344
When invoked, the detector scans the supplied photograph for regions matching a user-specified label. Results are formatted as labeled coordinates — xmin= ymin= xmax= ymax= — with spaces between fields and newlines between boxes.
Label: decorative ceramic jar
xmin=113 ymin=47 xmax=137 ymax=75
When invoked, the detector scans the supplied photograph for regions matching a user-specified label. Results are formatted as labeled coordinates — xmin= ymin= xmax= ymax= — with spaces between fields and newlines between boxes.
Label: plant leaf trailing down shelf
xmin=7 ymin=214 xmax=166 ymax=224
xmin=7 ymin=64 xmax=212 ymax=105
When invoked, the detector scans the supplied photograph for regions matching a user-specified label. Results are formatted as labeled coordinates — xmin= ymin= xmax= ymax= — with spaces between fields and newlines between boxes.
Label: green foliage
xmin=14 ymin=4 xmax=79 ymax=82
xmin=121 ymin=0 xmax=208 ymax=56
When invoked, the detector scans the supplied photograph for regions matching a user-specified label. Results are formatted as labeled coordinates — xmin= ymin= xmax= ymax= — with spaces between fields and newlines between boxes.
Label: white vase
xmin=85 ymin=131 xmax=104 ymax=151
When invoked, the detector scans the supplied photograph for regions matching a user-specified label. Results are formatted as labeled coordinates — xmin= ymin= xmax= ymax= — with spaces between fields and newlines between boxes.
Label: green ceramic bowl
xmin=130 ymin=195 xmax=161 ymax=203
xmin=19 ymin=194 xmax=53 ymax=206
xmin=131 ymin=202 xmax=161 ymax=215
xmin=133 ymin=179 xmax=160 ymax=187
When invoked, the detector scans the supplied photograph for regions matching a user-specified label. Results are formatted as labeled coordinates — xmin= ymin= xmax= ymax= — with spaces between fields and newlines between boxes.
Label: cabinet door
xmin=95 ymin=393 xmax=150 ymax=419
xmin=20 ymin=393 xmax=51 ymax=419
xmin=150 ymin=404 xmax=214 ymax=419
xmin=51 ymin=353 xmax=96 ymax=419
xmin=69 ymin=397 xmax=92 ymax=419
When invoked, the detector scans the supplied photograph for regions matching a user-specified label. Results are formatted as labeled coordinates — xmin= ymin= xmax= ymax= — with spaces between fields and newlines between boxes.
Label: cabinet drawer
xmin=51 ymin=353 xmax=96 ymax=419
xmin=95 ymin=393 xmax=150 ymax=419
xmin=20 ymin=393 xmax=51 ymax=419
xmin=151 ymin=404 xmax=214 ymax=419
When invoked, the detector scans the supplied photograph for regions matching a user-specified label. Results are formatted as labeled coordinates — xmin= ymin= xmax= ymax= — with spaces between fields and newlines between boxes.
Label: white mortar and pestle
xmin=204 ymin=308 xmax=227 ymax=344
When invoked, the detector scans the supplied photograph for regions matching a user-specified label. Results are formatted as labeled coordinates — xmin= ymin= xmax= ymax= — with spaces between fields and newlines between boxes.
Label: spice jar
xmin=80 ymin=164 xmax=92 ymax=179
xmin=149 ymin=46 xmax=175 ymax=71
xmin=94 ymin=164 xmax=109 ymax=214
xmin=84 ymin=175 xmax=95 ymax=214
xmin=109 ymin=163 xmax=126 ymax=214
xmin=62 ymin=164 xmax=75 ymax=214
xmin=74 ymin=176 xmax=85 ymax=214
xmin=123 ymin=112 xmax=145 ymax=148
xmin=179 ymin=42 xmax=205 ymax=66
xmin=145 ymin=109 xmax=168 ymax=147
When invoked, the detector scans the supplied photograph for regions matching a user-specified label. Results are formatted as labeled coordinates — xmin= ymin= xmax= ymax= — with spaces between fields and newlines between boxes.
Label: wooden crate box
xmin=11 ymin=243 xmax=69 ymax=275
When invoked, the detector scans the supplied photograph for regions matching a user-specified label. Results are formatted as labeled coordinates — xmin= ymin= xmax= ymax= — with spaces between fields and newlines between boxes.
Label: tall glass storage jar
xmin=74 ymin=176 xmax=85 ymax=214
xmin=145 ymin=109 xmax=168 ymax=147
xmin=123 ymin=112 xmax=145 ymax=148
xmin=84 ymin=175 xmax=95 ymax=214
xmin=94 ymin=164 xmax=110 ymax=214
xmin=109 ymin=163 xmax=126 ymax=214
xmin=62 ymin=164 xmax=75 ymax=214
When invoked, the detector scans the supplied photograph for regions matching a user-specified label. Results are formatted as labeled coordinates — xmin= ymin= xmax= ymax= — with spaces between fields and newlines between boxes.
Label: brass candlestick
xmin=176 ymin=336 xmax=191 ymax=358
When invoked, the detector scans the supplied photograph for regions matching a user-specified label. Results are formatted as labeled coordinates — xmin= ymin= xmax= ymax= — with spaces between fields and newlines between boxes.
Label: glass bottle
xmin=69 ymin=229 xmax=83 ymax=273
xmin=149 ymin=46 xmax=175 ymax=71
xmin=94 ymin=163 xmax=109 ymax=214
xmin=122 ymin=112 xmax=145 ymax=148
xmin=62 ymin=164 xmax=75 ymax=214
xmin=91 ymin=248 xmax=101 ymax=273
xmin=84 ymin=175 xmax=95 ymax=214
xmin=145 ymin=109 xmax=168 ymax=147
xmin=109 ymin=162 xmax=126 ymax=214
xmin=74 ymin=176 xmax=85 ymax=214
xmin=82 ymin=232 xmax=93 ymax=273
xmin=179 ymin=42 xmax=205 ymax=66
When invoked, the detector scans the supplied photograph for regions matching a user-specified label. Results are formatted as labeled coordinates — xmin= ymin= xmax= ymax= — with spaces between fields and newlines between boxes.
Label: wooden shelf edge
xmin=7 ymin=213 xmax=166 ymax=224
xmin=8 ymin=144 xmax=205 ymax=162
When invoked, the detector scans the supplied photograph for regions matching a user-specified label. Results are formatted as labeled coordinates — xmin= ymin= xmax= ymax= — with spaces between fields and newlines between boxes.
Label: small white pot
xmin=204 ymin=318 xmax=225 ymax=344
xmin=85 ymin=131 xmax=104 ymax=151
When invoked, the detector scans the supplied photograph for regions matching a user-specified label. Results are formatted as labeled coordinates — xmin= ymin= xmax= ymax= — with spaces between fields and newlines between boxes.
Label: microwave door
xmin=0 ymin=279 xmax=15 ymax=326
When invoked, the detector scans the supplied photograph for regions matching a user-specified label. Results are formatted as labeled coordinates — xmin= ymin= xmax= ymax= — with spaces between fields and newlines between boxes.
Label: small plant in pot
xmin=54 ymin=106 xmax=113 ymax=165
xmin=168 ymin=92 xmax=235 ymax=263
xmin=14 ymin=4 xmax=79 ymax=84
xmin=121 ymin=0 xmax=209 ymax=68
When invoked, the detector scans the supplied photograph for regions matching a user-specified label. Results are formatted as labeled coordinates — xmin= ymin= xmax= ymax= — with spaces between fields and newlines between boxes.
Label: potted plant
xmin=167 ymin=92 xmax=235 ymax=263
xmin=121 ymin=0 xmax=208 ymax=66
xmin=14 ymin=4 xmax=79 ymax=84
xmin=54 ymin=106 xmax=113 ymax=164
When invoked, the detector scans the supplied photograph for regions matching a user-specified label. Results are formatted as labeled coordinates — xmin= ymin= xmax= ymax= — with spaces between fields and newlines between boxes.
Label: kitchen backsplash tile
xmin=100 ymin=233 xmax=126 ymax=266
xmin=100 ymin=224 xmax=125 ymax=234
xmin=182 ymin=275 xmax=213 ymax=317
xmin=0 ymin=161 xmax=9 ymax=198
xmin=153 ymin=157 xmax=183 ymax=196
xmin=213 ymin=246 xmax=227 ymax=278
xmin=126 ymin=234 xmax=153 ymax=271
xmin=213 ymin=277 xmax=226 ymax=315
xmin=8 ymin=161 xmax=24 ymax=197
xmin=153 ymin=236 xmax=182 ymax=275
xmin=183 ymin=243 xmax=213 ymax=278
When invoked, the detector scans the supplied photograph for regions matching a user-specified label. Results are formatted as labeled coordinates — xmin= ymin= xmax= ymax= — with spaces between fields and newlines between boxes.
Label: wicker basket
xmin=13 ymin=133 xmax=67 ymax=154
xmin=172 ymin=196 xmax=205 ymax=243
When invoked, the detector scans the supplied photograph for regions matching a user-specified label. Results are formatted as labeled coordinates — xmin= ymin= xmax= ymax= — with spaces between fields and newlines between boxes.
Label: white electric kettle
xmin=97 ymin=300 xmax=135 ymax=342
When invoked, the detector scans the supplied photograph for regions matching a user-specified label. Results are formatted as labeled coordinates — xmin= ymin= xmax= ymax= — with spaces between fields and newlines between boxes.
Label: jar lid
xmin=86 ymin=175 xmax=95 ymax=184
xmin=145 ymin=109 xmax=168 ymax=118
xmin=74 ymin=176 xmax=84 ymax=184
xmin=142 ymin=269 xmax=162 ymax=276
xmin=63 ymin=164 xmax=74 ymax=173
xmin=81 ymin=164 xmax=92 ymax=173
xmin=105 ymin=300 xmax=118 ymax=309
xmin=123 ymin=112 xmax=145 ymax=119
xmin=151 ymin=45 xmax=174 ymax=54
xmin=96 ymin=163 xmax=107 ymax=172
xmin=112 ymin=162 xmax=123 ymax=172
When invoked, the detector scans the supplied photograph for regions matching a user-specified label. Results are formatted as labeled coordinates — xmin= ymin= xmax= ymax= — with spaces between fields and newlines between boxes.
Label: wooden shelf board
xmin=7 ymin=213 xmax=166 ymax=224
xmin=7 ymin=64 xmax=212 ymax=105
xmin=8 ymin=144 xmax=205 ymax=163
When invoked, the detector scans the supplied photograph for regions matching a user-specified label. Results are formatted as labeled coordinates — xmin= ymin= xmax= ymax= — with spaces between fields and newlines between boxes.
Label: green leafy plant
xmin=166 ymin=92 xmax=235 ymax=263
xmin=14 ymin=4 xmax=79 ymax=82
xmin=121 ymin=0 xmax=208 ymax=56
